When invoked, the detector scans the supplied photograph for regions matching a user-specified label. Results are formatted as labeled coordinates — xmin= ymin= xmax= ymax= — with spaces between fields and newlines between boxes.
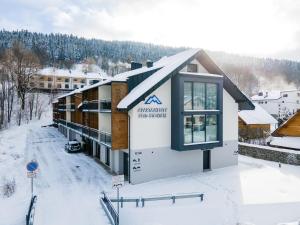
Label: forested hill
xmin=0 ymin=30 xmax=184 ymax=66
xmin=0 ymin=29 xmax=300 ymax=95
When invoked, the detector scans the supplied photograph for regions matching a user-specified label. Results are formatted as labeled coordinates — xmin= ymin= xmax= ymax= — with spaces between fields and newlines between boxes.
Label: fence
xmin=110 ymin=192 xmax=204 ymax=208
xmin=26 ymin=195 xmax=37 ymax=225
xmin=100 ymin=192 xmax=119 ymax=225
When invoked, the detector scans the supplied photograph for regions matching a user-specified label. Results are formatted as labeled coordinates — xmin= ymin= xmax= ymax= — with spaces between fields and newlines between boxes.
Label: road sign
xmin=112 ymin=175 xmax=124 ymax=189
xmin=26 ymin=161 xmax=39 ymax=172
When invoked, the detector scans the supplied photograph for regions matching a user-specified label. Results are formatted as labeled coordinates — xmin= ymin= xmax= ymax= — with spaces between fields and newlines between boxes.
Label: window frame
xmin=171 ymin=73 xmax=223 ymax=151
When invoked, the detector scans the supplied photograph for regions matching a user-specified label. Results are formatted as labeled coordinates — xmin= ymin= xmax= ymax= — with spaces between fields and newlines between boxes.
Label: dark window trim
xmin=171 ymin=73 xmax=223 ymax=151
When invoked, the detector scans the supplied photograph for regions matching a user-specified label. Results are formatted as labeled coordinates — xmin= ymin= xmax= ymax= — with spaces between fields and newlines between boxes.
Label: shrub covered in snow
xmin=1 ymin=177 xmax=16 ymax=198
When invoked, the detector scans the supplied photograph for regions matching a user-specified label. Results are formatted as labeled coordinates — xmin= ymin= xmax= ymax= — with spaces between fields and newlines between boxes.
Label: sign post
xmin=112 ymin=175 xmax=124 ymax=225
xmin=26 ymin=161 xmax=39 ymax=198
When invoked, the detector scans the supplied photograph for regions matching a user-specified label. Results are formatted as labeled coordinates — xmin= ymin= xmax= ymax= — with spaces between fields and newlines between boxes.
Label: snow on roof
xmin=117 ymin=48 xmax=200 ymax=109
xmin=239 ymin=103 xmax=278 ymax=125
xmin=52 ymin=99 xmax=58 ymax=104
xmin=251 ymin=90 xmax=281 ymax=101
xmin=270 ymin=137 xmax=300 ymax=150
xmin=57 ymin=87 xmax=84 ymax=99
xmin=38 ymin=64 xmax=109 ymax=79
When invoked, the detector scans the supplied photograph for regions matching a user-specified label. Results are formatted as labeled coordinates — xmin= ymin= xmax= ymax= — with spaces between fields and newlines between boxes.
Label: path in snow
xmin=25 ymin=126 xmax=111 ymax=225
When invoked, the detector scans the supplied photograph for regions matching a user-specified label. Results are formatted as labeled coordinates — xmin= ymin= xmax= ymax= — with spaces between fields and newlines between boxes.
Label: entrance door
xmin=203 ymin=150 xmax=210 ymax=170
xmin=105 ymin=147 xmax=110 ymax=166
xmin=123 ymin=152 xmax=129 ymax=179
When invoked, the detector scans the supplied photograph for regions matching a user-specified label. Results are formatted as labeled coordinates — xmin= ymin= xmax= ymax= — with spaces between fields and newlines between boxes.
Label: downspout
xmin=128 ymin=114 xmax=131 ymax=184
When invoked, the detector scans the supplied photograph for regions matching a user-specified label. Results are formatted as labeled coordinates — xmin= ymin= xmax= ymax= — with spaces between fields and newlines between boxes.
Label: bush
xmin=1 ymin=178 xmax=16 ymax=198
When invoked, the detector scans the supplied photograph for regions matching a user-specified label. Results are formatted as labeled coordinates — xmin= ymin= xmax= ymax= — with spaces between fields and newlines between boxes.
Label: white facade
xmin=128 ymin=78 xmax=238 ymax=184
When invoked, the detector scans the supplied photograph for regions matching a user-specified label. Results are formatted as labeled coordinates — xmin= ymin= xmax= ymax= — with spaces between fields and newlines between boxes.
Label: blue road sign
xmin=26 ymin=161 xmax=39 ymax=172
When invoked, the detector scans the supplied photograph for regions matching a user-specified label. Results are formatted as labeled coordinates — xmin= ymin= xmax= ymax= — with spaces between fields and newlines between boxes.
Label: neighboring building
xmin=270 ymin=110 xmax=300 ymax=150
xmin=53 ymin=49 xmax=254 ymax=184
xmin=238 ymin=103 xmax=278 ymax=139
xmin=251 ymin=90 xmax=300 ymax=119
xmin=30 ymin=64 xmax=109 ymax=91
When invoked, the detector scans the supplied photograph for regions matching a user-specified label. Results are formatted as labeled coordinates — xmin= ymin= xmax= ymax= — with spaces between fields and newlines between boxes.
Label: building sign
xmin=137 ymin=95 xmax=167 ymax=119
xmin=132 ymin=151 xmax=142 ymax=172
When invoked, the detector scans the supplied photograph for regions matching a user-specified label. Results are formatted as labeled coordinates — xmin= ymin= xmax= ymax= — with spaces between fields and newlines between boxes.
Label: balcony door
xmin=203 ymin=150 xmax=210 ymax=170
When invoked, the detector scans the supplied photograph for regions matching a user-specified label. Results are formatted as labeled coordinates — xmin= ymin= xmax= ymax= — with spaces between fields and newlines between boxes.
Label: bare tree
xmin=2 ymin=42 xmax=40 ymax=125
xmin=3 ymin=42 xmax=40 ymax=108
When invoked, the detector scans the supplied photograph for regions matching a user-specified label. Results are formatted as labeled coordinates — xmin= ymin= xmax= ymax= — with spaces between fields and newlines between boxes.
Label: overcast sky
xmin=0 ymin=0 xmax=300 ymax=61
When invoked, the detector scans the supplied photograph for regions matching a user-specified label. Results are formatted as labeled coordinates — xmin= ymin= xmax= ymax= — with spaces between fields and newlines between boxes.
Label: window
xmin=73 ymin=79 xmax=78 ymax=82
xmin=184 ymin=82 xmax=217 ymax=110
xmin=265 ymin=101 xmax=267 ymax=104
xmin=57 ymin=84 xmax=62 ymax=88
xmin=81 ymin=79 xmax=86 ymax=84
xmin=183 ymin=81 xmax=220 ymax=145
xmin=74 ymin=84 xmax=78 ymax=89
xmin=81 ymin=85 xmax=84 ymax=88
xmin=283 ymin=93 xmax=288 ymax=97
xmin=65 ymin=78 xmax=69 ymax=82
xmin=187 ymin=63 xmax=198 ymax=73
xmin=48 ymin=77 xmax=52 ymax=81
xmin=65 ymin=84 xmax=69 ymax=89
xmin=39 ymin=83 xmax=44 ymax=88
xmin=48 ymin=83 xmax=52 ymax=88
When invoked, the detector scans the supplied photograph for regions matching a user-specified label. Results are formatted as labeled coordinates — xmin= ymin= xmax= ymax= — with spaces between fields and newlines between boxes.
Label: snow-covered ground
xmin=0 ymin=120 xmax=111 ymax=225
xmin=2 ymin=120 xmax=300 ymax=225
xmin=116 ymin=157 xmax=300 ymax=225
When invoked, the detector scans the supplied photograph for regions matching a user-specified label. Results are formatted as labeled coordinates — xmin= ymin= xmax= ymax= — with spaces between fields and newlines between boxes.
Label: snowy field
xmin=1 ymin=121 xmax=300 ymax=225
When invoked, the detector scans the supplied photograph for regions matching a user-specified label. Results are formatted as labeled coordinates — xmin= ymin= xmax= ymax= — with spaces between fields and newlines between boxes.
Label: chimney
xmin=146 ymin=60 xmax=153 ymax=68
xmin=131 ymin=61 xmax=143 ymax=70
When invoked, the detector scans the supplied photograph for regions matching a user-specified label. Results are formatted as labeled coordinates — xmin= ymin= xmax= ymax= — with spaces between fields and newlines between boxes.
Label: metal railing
xmin=26 ymin=195 xmax=37 ymax=225
xmin=58 ymin=104 xmax=66 ymax=111
xmin=66 ymin=103 xmax=75 ymax=111
xmin=82 ymin=100 xmax=98 ymax=112
xmin=100 ymin=192 xmax=119 ymax=225
xmin=100 ymin=131 xmax=112 ymax=147
xmin=110 ymin=192 xmax=204 ymax=208
xmin=100 ymin=100 xmax=111 ymax=112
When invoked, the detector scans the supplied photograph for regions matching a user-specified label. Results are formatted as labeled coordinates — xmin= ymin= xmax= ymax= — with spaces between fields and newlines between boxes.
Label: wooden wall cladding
xmin=276 ymin=112 xmax=300 ymax=137
xmin=83 ymin=87 xmax=98 ymax=101
xmin=111 ymin=82 xmax=128 ymax=150
xmin=82 ymin=112 xmax=98 ymax=129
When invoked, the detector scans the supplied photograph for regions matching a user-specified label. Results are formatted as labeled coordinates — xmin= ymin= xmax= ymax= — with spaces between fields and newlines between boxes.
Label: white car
xmin=65 ymin=141 xmax=81 ymax=153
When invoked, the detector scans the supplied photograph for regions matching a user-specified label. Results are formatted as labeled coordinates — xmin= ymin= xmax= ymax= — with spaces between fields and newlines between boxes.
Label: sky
xmin=0 ymin=0 xmax=300 ymax=61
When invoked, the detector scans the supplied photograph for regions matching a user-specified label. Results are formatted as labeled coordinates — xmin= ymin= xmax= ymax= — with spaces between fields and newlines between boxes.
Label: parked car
xmin=65 ymin=141 xmax=81 ymax=153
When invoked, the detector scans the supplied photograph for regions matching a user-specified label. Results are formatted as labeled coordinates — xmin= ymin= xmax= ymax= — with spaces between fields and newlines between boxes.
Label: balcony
xmin=58 ymin=104 xmax=66 ymax=111
xmin=66 ymin=103 xmax=75 ymax=111
xmin=82 ymin=100 xmax=98 ymax=112
xmin=100 ymin=131 xmax=112 ymax=147
xmin=58 ymin=119 xmax=67 ymax=125
xmin=100 ymin=100 xmax=111 ymax=113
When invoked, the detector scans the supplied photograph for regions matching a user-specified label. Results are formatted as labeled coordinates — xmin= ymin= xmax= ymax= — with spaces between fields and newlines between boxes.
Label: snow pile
xmin=239 ymin=103 xmax=278 ymax=125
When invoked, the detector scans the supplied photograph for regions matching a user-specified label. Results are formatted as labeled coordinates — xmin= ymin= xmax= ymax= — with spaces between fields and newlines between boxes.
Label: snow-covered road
xmin=27 ymin=126 xmax=111 ymax=225
xmin=0 ymin=122 xmax=112 ymax=225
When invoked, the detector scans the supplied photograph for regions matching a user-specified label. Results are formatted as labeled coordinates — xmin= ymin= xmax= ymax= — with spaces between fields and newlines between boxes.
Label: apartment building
xmin=53 ymin=49 xmax=254 ymax=184
xmin=30 ymin=65 xmax=108 ymax=91
xmin=252 ymin=90 xmax=300 ymax=119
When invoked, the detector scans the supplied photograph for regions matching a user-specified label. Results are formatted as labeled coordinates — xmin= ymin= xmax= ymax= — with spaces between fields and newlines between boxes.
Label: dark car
xmin=65 ymin=140 xmax=81 ymax=153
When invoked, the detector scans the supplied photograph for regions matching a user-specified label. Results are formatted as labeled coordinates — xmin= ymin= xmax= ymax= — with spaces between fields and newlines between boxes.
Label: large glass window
xmin=184 ymin=82 xmax=218 ymax=110
xmin=206 ymin=84 xmax=217 ymax=110
xmin=184 ymin=116 xmax=192 ymax=144
xmin=184 ymin=114 xmax=218 ymax=144
xmin=183 ymin=81 xmax=219 ymax=145
xmin=184 ymin=82 xmax=192 ymax=110
xmin=193 ymin=83 xmax=205 ymax=110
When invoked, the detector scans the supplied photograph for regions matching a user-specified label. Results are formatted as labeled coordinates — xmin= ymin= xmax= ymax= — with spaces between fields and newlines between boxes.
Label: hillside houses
xmin=30 ymin=64 xmax=109 ymax=91
xmin=251 ymin=90 xmax=300 ymax=119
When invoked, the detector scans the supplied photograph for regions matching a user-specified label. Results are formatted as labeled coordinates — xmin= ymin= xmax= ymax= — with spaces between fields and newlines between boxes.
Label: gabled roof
xmin=117 ymin=49 xmax=254 ymax=111
xmin=272 ymin=110 xmax=300 ymax=137
xmin=239 ymin=103 xmax=277 ymax=125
